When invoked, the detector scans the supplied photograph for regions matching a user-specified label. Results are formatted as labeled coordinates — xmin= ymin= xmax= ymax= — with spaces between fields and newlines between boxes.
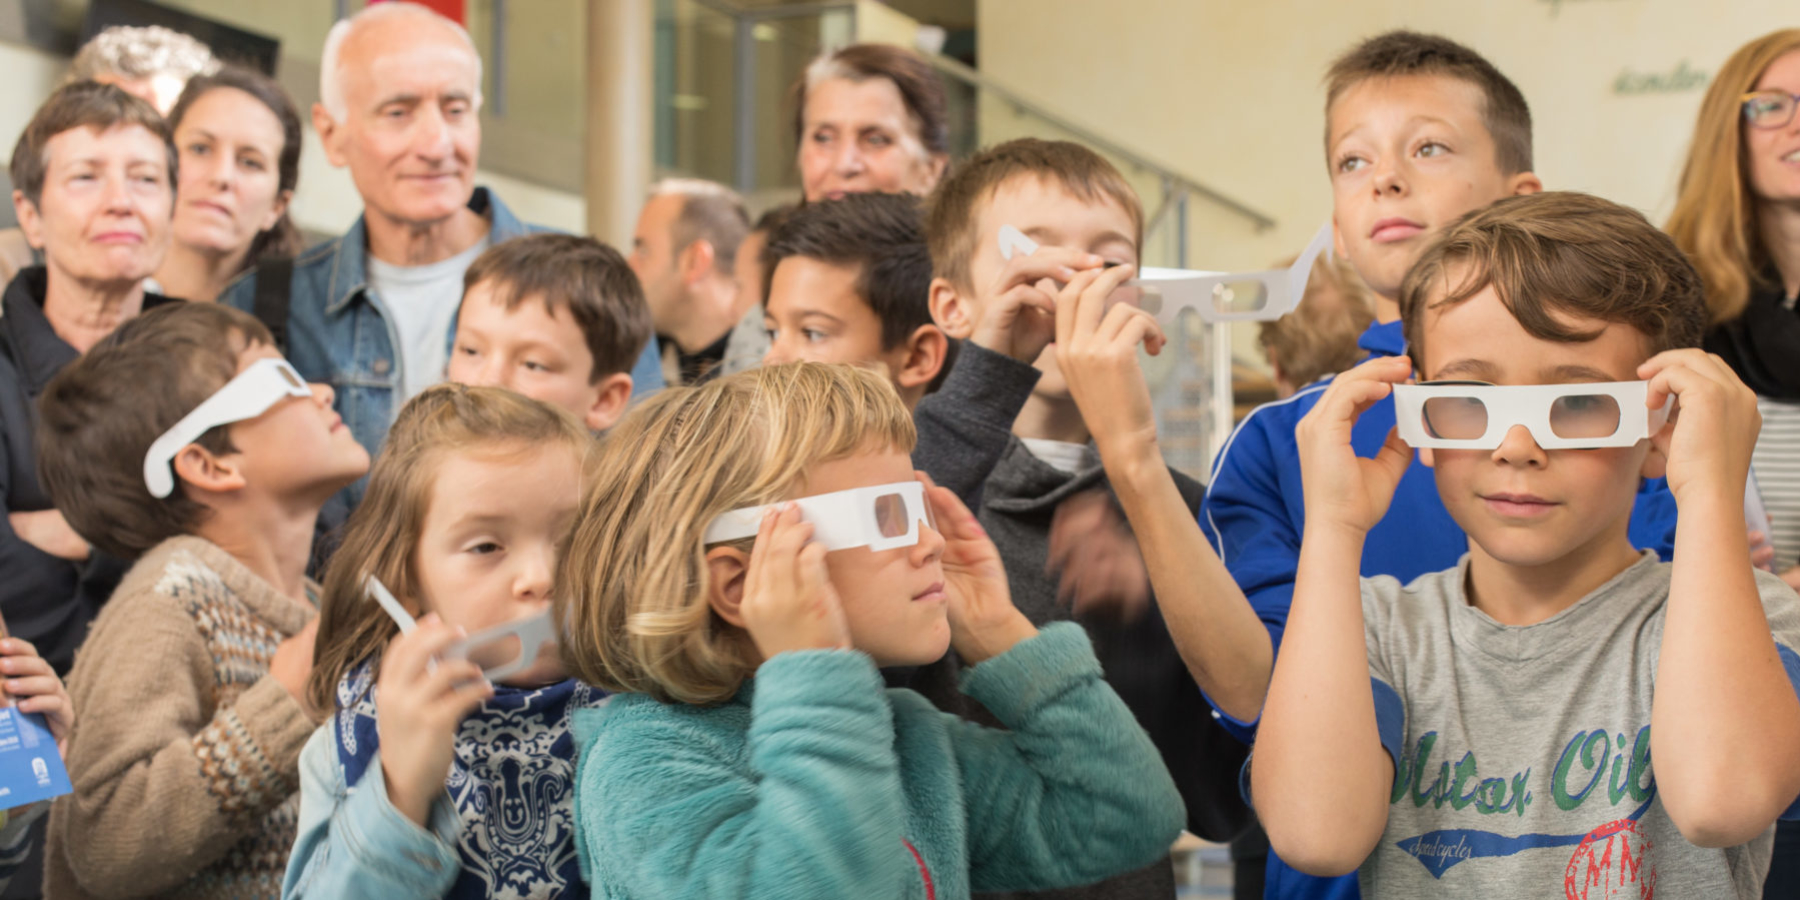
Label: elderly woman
xmin=152 ymin=66 xmax=304 ymax=303
xmin=0 ymin=82 xmax=176 ymax=675
xmin=793 ymin=42 xmax=950 ymax=202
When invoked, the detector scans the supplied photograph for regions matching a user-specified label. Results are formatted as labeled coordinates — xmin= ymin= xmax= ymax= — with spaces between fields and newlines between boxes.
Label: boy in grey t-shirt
xmin=1251 ymin=192 xmax=1800 ymax=899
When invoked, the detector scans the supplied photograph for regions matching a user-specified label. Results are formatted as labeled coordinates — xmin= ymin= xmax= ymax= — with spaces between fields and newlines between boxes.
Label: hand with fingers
xmin=1048 ymin=491 xmax=1151 ymax=624
xmin=1294 ymin=355 xmax=1415 ymax=536
xmin=376 ymin=614 xmax=494 ymax=827
xmin=968 ymin=244 xmax=1113 ymax=364
xmin=0 ymin=637 xmax=72 ymax=757
xmin=921 ymin=472 xmax=1036 ymax=664
xmin=738 ymin=505 xmax=853 ymax=660
xmin=1640 ymin=349 xmax=1763 ymax=508
xmin=1051 ymin=262 xmax=1167 ymax=465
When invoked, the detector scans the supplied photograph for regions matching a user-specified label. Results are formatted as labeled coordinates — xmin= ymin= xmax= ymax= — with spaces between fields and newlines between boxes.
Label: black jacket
xmin=0 ymin=267 xmax=170 ymax=674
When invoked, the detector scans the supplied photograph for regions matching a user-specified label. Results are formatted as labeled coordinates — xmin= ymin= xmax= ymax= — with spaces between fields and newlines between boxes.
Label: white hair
xmin=319 ymin=2 xmax=484 ymax=122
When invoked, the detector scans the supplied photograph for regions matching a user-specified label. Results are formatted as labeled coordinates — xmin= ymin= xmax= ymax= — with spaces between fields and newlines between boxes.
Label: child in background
xmin=1255 ymin=191 xmax=1800 ymax=898
xmin=446 ymin=234 xmax=651 ymax=431
xmin=284 ymin=384 xmax=601 ymax=899
xmin=1260 ymin=255 xmax=1377 ymax=398
xmin=34 ymin=302 xmax=369 ymax=899
xmin=556 ymin=362 xmax=1184 ymax=899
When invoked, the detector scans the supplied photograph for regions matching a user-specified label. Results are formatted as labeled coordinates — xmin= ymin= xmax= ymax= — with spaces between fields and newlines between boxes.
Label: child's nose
xmin=910 ymin=520 xmax=945 ymax=567
xmin=514 ymin=547 xmax=555 ymax=599
xmin=1491 ymin=424 xmax=1547 ymax=468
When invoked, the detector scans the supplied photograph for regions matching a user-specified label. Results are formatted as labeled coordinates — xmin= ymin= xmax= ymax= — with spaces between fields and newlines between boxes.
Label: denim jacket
xmin=222 ymin=187 xmax=663 ymax=505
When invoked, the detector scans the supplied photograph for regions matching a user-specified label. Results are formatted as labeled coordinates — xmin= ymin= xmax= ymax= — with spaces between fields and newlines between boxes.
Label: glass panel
xmin=1549 ymin=394 xmax=1623 ymax=438
xmin=654 ymin=0 xmax=741 ymax=185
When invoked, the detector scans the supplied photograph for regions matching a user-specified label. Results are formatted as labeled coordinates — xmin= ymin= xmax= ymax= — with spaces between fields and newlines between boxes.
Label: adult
xmin=0 ymin=27 xmax=217 ymax=286
xmin=626 ymin=179 xmax=749 ymax=385
xmin=220 ymin=2 xmax=661 ymax=501
xmin=1666 ymin=28 xmax=1800 ymax=900
xmin=724 ymin=42 xmax=954 ymax=369
xmin=1 ymin=82 xmax=176 ymax=676
xmin=152 ymin=66 xmax=304 ymax=303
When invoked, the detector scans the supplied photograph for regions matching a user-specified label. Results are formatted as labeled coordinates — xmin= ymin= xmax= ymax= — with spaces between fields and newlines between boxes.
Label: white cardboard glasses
xmin=1392 ymin=381 xmax=1671 ymax=450
xmin=143 ymin=358 xmax=313 ymax=498
xmin=365 ymin=576 xmax=557 ymax=681
xmin=704 ymin=481 xmax=935 ymax=552
xmin=997 ymin=221 xmax=1333 ymax=323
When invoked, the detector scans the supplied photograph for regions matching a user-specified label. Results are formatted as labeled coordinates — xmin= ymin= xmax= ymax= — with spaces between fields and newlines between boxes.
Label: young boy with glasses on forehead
xmin=1253 ymin=191 xmax=1800 ymax=898
xmin=32 ymin=302 xmax=369 ymax=899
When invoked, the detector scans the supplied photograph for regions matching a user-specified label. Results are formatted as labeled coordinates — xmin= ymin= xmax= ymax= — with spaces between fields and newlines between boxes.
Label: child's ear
xmin=705 ymin=546 xmax=751 ymax=629
xmin=893 ymin=324 xmax=948 ymax=391
xmin=171 ymin=444 xmax=248 ymax=497
xmin=930 ymin=277 xmax=976 ymax=340
xmin=1330 ymin=216 xmax=1348 ymax=263
xmin=583 ymin=372 xmax=634 ymax=432
xmin=1507 ymin=170 xmax=1544 ymax=197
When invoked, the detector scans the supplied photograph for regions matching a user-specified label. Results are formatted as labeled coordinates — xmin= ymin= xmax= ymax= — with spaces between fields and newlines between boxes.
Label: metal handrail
xmin=925 ymin=53 xmax=1276 ymax=233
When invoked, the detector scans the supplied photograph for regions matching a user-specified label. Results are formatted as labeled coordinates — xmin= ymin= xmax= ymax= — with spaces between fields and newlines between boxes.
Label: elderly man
xmin=224 ymin=2 xmax=659 ymax=498
xmin=627 ymin=178 xmax=750 ymax=386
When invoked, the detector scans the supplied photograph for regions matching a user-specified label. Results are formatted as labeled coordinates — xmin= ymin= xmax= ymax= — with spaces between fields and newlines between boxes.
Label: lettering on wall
xmin=1613 ymin=60 xmax=1711 ymax=96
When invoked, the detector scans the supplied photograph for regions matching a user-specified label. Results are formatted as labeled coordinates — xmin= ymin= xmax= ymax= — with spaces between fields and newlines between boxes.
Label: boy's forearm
xmin=1653 ymin=493 xmax=1800 ymax=845
xmin=1252 ymin=523 xmax=1390 ymax=875
xmin=1103 ymin=446 xmax=1271 ymax=721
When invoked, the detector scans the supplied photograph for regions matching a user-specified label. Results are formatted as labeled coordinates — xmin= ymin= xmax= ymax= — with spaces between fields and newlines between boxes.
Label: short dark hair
xmin=924 ymin=138 xmax=1144 ymax=290
xmin=793 ymin=43 xmax=949 ymax=157
xmin=11 ymin=81 xmax=176 ymax=209
xmin=1399 ymin=192 xmax=1706 ymax=367
xmin=37 ymin=303 xmax=274 ymax=558
xmin=762 ymin=192 xmax=932 ymax=349
xmin=168 ymin=65 xmax=306 ymax=266
xmin=1324 ymin=31 xmax=1533 ymax=176
xmin=462 ymin=234 xmax=653 ymax=381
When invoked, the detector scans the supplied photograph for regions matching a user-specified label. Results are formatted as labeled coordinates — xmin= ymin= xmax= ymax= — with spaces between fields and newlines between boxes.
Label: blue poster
xmin=0 ymin=707 xmax=70 ymax=807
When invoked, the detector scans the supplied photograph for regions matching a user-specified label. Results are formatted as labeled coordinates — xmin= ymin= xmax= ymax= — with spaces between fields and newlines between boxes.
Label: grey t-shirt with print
xmin=1359 ymin=552 xmax=1800 ymax=899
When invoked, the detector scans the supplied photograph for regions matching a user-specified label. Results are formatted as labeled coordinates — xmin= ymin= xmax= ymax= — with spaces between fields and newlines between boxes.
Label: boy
xmin=34 ymin=302 xmax=369 ymax=899
xmin=1254 ymin=190 xmax=1800 ymax=898
xmin=760 ymin=192 xmax=949 ymax=411
xmin=446 ymin=233 xmax=651 ymax=431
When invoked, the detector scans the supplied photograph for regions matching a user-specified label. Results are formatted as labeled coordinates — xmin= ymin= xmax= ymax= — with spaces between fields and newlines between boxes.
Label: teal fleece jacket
xmin=571 ymin=623 xmax=1184 ymax=899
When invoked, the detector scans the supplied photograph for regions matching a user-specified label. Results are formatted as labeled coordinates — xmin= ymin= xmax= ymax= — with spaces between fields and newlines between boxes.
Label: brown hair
xmin=307 ymin=384 xmax=592 ymax=713
xmin=461 ymin=234 xmax=653 ymax=381
xmin=1399 ymin=192 xmax=1706 ymax=368
xmin=762 ymin=192 xmax=933 ymax=349
xmin=793 ymin=43 xmax=949 ymax=157
xmin=1666 ymin=29 xmax=1800 ymax=324
xmin=1259 ymin=254 xmax=1377 ymax=390
xmin=649 ymin=179 xmax=751 ymax=273
xmin=36 ymin=303 xmax=272 ymax=558
xmin=1324 ymin=31 xmax=1534 ymax=176
xmin=168 ymin=65 xmax=307 ymax=267
xmin=556 ymin=363 xmax=916 ymax=706
xmin=924 ymin=137 xmax=1144 ymax=290
xmin=11 ymin=81 xmax=176 ymax=209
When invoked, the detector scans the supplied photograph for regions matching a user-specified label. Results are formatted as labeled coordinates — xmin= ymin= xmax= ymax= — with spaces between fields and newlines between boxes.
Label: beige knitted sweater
xmin=45 ymin=536 xmax=321 ymax=900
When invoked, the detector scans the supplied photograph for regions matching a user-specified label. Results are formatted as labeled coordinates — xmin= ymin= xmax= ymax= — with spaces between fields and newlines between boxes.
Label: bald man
xmin=223 ymin=2 xmax=660 ymax=507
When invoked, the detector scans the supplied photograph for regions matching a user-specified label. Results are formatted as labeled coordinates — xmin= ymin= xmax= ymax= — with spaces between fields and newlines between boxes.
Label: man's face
xmin=318 ymin=16 xmax=481 ymax=228
xmin=963 ymin=175 xmax=1139 ymax=400
xmin=1415 ymin=282 xmax=1658 ymax=573
xmin=1327 ymin=74 xmax=1538 ymax=301
xmin=628 ymin=193 xmax=686 ymax=334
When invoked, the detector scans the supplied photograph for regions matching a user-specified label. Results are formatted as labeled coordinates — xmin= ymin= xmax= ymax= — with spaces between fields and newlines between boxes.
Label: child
xmin=33 ymin=302 xmax=370 ymax=898
xmin=446 ymin=233 xmax=651 ymax=431
xmin=1255 ymin=191 xmax=1800 ymax=897
xmin=556 ymin=362 xmax=1185 ymax=899
xmin=283 ymin=384 xmax=601 ymax=899
xmin=1260 ymin=255 xmax=1376 ymax=398
xmin=761 ymin=192 xmax=949 ymax=410
xmin=1194 ymin=33 xmax=1680 ymax=896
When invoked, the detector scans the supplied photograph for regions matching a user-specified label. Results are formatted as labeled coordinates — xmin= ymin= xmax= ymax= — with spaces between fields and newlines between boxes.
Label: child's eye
xmin=469 ymin=541 xmax=502 ymax=556
xmin=455 ymin=344 xmax=478 ymax=357
xmin=1336 ymin=155 xmax=1367 ymax=174
xmin=1417 ymin=142 xmax=1449 ymax=158
xmin=522 ymin=360 xmax=548 ymax=373
xmin=803 ymin=329 xmax=828 ymax=344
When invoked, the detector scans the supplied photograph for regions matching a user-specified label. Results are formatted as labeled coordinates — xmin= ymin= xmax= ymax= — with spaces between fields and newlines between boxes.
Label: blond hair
xmin=1666 ymin=28 xmax=1800 ymax=324
xmin=556 ymin=363 xmax=916 ymax=706
xmin=308 ymin=384 xmax=591 ymax=713
xmin=1258 ymin=254 xmax=1376 ymax=391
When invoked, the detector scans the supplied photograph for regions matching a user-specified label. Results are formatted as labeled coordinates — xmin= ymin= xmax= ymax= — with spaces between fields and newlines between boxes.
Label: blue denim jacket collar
xmin=321 ymin=187 xmax=529 ymax=317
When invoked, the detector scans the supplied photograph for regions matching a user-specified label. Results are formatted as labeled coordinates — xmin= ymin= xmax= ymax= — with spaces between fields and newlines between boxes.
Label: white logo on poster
xmin=32 ymin=758 xmax=47 ymax=786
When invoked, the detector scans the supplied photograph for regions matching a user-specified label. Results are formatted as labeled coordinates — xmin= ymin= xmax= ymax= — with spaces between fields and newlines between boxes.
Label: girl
xmin=556 ymin=362 xmax=1184 ymax=899
xmin=284 ymin=384 xmax=600 ymax=900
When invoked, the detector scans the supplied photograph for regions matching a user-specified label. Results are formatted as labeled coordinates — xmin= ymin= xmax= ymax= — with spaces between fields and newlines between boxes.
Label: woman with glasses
xmin=1667 ymin=27 xmax=1800 ymax=899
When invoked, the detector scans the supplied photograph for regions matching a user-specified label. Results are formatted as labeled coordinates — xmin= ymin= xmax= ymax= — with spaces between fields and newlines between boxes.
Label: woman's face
xmin=1745 ymin=49 xmax=1800 ymax=206
xmin=171 ymin=87 xmax=290 ymax=259
xmin=16 ymin=123 xmax=172 ymax=289
xmin=797 ymin=76 xmax=946 ymax=202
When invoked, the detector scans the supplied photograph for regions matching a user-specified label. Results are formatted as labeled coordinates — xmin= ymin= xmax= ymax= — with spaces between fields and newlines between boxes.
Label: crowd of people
xmin=0 ymin=3 xmax=1797 ymax=900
